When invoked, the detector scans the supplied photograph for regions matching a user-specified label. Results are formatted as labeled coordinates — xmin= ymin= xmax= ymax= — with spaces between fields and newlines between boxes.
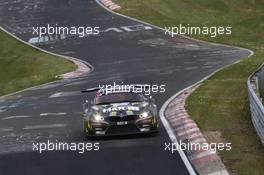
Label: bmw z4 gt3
xmin=82 ymin=88 xmax=159 ymax=136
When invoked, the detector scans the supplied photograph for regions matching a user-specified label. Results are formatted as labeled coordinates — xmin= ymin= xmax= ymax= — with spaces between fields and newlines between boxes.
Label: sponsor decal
xmin=102 ymin=106 xmax=140 ymax=113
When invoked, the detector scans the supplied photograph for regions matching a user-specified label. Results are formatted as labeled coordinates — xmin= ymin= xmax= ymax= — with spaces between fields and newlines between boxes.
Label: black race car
xmin=82 ymin=87 xmax=159 ymax=136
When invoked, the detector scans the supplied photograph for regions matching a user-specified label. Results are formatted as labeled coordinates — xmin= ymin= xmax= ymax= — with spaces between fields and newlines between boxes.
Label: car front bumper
xmin=84 ymin=116 xmax=159 ymax=136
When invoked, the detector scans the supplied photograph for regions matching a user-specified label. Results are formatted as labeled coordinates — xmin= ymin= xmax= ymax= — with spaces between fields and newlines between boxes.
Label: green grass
xmin=0 ymin=29 xmax=76 ymax=96
xmin=113 ymin=0 xmax=264 ymax=174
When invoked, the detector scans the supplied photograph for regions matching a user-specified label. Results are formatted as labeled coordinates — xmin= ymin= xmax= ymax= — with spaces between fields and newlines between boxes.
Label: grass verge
xmin=113 ymin=0 xmax=264 ymax=174
xmin=0 ymin=29 xmax=76 ymax=96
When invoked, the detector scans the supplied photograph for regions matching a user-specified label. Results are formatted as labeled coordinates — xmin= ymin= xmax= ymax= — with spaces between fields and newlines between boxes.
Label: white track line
xmin=40 ymin=112 xmax=67 ymax=116
xmin=160 ymin=107 xmax=197 ymax=175
xmin=2 ymin=115 xmax=32 ymax=120
xmin=0 ymin=127 xmax=14 ymax=132
xmin=49 ymin=92 xmax=63 ymax=98
xmin=23 ymin=124 xmax=67 ymax=130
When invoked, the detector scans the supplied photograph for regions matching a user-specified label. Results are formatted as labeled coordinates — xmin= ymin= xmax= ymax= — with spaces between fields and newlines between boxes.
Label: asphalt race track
xmin=0 ymin=0 xmax=250 ymax=175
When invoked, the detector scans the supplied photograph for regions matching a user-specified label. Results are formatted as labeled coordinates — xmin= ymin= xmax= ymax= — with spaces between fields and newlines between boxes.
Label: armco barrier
xmin=257 ymin=67 xmax=264 ymax=98
xmin=248 ymin=64 xmax=264 ymax=144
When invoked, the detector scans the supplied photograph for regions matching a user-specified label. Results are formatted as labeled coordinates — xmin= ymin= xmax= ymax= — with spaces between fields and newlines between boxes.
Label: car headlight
xmin=92 ymin=113 xmax=105 ymax=122
xmin=139 ymin=111 xmax=151 ymax=119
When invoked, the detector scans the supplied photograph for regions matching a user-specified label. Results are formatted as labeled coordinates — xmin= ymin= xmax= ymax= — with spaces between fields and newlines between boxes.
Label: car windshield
xmin=95 ymin=92 xmax=144 ymax=105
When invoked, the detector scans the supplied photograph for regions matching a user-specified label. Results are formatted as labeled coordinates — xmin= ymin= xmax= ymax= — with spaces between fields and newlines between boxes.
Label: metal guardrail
xmin=247 ymin=64 xmax=264 ymax=144
xmin=257 ymin=67 xmax=264 ymax=98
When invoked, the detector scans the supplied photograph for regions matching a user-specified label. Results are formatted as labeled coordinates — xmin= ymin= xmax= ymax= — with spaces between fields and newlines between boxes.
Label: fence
xmin=247 ymin=64 xmax=264 ymax=144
